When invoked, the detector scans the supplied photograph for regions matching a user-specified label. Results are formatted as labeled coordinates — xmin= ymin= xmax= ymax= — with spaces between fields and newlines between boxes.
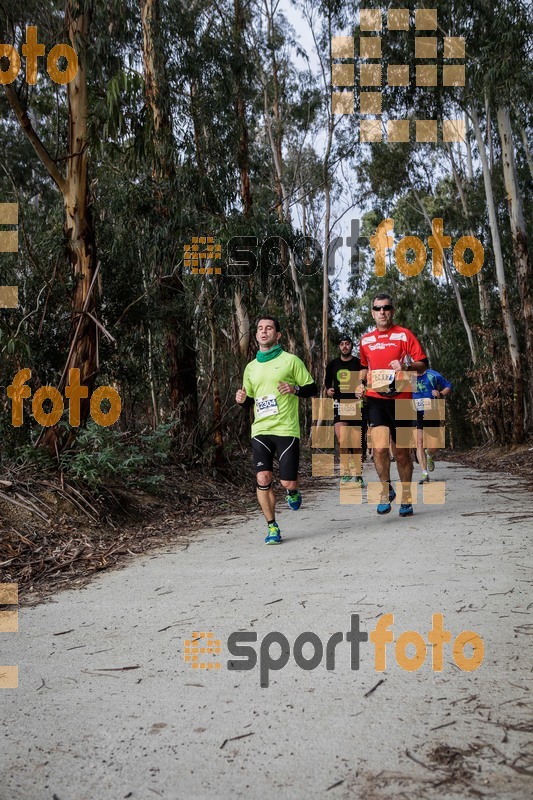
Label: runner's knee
xmin=256 ymin=471 xmax=273 ymax=490
xmin=395 ymin=449 xmax=412 ymax=465
xmin=280 ymin=480 xmax=298 ymax=490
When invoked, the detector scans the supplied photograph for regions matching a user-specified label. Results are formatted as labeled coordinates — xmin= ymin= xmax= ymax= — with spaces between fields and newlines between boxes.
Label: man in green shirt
xmin=236 ymin=317 xmax=318 ymax=544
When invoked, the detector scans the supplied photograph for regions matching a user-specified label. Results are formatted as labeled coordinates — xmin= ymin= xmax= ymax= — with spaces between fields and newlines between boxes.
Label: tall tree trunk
xmin=465 ymin=112 xmax=474 ymax=181
xmin=519 ymin=124 xmax=533 ymax=181
xmin=207 ymin=290 xmax=224 ymax=467
xmin=4 ymin=1 xmax=98 ymax=449
xmin=140 ymin=0 xmax=174 ymax=174
xmin=309 ymin=4 xmax=335 ymax=389
xmin=234 ymin=0 xmax=253 ymax=216
xmin=413 ymin=188 xmax=477 ymax=366
xmin=234 ymin=289 xmax=250 ymax=358
xmin=497 ymin=105 xmax=533 ymax=423
xmin=261 ymin=2 xmax=313 ymax=366
xmin=485 ymin=97 xmax=494 ymax=173
xmin=446 ymin=143 xmax=491 ymax=322
xmin=321 ymin=168 xmax=332 ymax=388
xmin=63 ymin=4 xmax=97 ymax=404
xmin=140 ymin=0 xmax=199 ymax=433
xmin=434 ymin=228 xmax=476 ymax=364
xmin=449 ymin=135 xmax=499 ymax=435
xmin=142 ymin=259 xmax=159 ymax=428
xmin=470 ymin=107 xmax=524 ymax=443
xmin=288 ymin=246 xmax=313 ymax=368
xmin=264 ymin=0 xmax=284 ymax=221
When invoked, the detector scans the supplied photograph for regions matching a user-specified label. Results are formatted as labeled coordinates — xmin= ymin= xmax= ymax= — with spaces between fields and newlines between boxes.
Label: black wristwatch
xmin=294 ymin=385 xmax=300 ymax=395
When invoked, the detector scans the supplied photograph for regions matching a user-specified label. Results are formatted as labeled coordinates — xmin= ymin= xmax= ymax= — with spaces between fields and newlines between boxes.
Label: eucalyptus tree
xmin=1 ymin=0 xmax=98 ymax=443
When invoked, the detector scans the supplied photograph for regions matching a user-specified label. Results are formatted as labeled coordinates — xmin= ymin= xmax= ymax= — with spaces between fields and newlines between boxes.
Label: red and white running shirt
xmin=359 ymin=325 xmax=426 ymax=399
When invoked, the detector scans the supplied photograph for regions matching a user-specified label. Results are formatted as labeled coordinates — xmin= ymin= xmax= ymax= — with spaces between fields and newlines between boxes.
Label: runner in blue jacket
xmin=413 ymin=369 xmax=453 ymax=483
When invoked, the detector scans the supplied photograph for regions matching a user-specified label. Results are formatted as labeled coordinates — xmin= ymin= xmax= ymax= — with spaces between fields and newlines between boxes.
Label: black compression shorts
xmin=251 ymin=435 xmax=300 ymax=481
xmin=366 ymin=396 xmax=415 ymax=445
xmin=416 ymin=409 xmax=445 ymax=430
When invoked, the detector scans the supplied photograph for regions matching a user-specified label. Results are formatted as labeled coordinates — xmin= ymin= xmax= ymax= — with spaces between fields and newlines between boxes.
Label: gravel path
xmin=2 ymin=460 xmax=532 ymax=799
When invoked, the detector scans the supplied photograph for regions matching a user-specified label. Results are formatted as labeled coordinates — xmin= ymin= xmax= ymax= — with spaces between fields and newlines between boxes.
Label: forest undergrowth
xmin=0 ymin=428 xmax=320 ymax=604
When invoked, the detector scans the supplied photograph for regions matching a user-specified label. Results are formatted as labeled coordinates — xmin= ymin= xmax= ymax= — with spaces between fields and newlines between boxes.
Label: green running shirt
xmin=242 ymin=351 xmax=314 ymax=438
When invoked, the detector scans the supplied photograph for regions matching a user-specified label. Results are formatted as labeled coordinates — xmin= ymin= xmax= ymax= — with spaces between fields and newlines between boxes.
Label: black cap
xmin=339 ymin=334 xmax=353 ymax=344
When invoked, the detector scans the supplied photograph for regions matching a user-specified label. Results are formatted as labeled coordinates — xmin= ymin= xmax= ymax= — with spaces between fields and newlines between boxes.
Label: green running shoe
xmin=340 ymin=475 xmax=352 ymax=484
xmin=265 ymin=522 xmax=282 ymax=545
xmin=286 ymin=489 xmax=302 ymax=510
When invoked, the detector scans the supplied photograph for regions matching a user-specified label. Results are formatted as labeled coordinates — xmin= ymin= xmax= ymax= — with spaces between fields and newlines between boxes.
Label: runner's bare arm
xmin=409 ymin=360 xmax=428 ymax=374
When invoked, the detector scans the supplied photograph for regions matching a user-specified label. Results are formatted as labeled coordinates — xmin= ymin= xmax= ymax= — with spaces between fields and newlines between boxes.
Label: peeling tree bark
xmin=519 ymin=124 xmax=533 ymax=181
xmin=234 ymin=289 xmax=250 ymax=358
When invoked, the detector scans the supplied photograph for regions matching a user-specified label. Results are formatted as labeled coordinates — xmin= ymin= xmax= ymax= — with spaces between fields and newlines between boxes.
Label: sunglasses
xmin=372 ymin=304 xmax=393 ymax=311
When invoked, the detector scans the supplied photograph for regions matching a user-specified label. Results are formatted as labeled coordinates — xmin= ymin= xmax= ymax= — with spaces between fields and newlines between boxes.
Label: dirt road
xmin=2 ymin=460 xmax=532 ymax=799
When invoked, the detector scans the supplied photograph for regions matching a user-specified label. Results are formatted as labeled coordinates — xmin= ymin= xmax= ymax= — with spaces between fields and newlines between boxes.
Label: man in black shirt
xmin=324 ymin=334 xmax=366 ymax=486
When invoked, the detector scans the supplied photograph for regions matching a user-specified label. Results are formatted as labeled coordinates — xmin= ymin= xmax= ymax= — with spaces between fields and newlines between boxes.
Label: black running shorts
xmin=251 ymin=435 xmax=300 ymax=481
xmin=366 ymin=396 xmax=415 ymax=445
xmin=417 ymin=409 xmax=445 ymax=430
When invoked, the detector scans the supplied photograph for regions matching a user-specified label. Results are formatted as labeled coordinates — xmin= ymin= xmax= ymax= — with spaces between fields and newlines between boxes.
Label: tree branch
xmin=3 ymin=85 xmax=67 ymax=193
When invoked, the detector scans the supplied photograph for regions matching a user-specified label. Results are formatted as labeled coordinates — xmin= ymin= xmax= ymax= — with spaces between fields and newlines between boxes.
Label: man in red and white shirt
xmin=359 ymin=293 xmax=428 ymax=517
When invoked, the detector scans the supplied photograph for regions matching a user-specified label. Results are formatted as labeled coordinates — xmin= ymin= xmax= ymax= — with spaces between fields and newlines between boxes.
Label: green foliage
xmin=59 ymin=422 xmax=175 ymax=491
xmin=60 ymin=425 xmax=146 ymax=489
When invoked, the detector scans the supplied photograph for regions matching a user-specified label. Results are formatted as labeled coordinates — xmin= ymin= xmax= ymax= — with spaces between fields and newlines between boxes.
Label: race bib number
xmin=371 ymin=369 xmax=396 ymax=393
xmin=415 ymin=398 xmax=433 ymax=411
xmin=255 ymin=394 xmax=279 ymax=419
